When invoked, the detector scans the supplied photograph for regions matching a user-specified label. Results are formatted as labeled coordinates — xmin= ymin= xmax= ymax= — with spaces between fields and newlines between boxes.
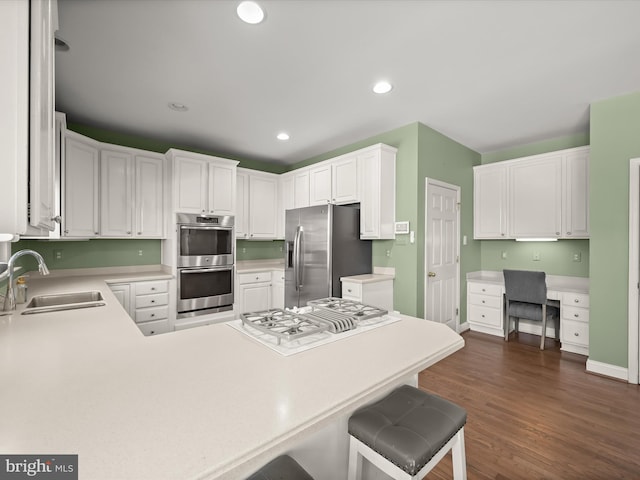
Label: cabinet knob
xmin=64 ymin=230 xmax=69 ymax=234
xmin=482 ymin=300 xmax=485 ymax=304
xmin=151 ymin=288 xmax=156 ymax=291
xmin=574 ymin=332 xmax=579 ymax=336
xmin=127 ymin=231 xmax=131 ymax=234
xmin=501 ymin=233 xmax=505 ymax=237
xmin=95 ymin=231 xmax=99 ymax=235
xmin=567 ymin=232 xmax=572 ymax=235
xmin=151 ymin=300 xmax=155 ymax=303
xmin=348 ymin=289 xmax=352 ymax=293
xmin=556 ymin=232 xmax=560 ymax=235
xmin=481 ymin=314 xmax=485 ymax=318
xmin=202 ymin=209 xmax=206 ymax=213
xmin=51 ymin=215 xmax=62 ymax=223
xmin=574 ymin=313 xmax=579 ymax=318
xmin=151 ymin=313 xmax=155 ymax=317
xmin=150 ymin=330 xmax=155 ymax=334
xmin=574 ymin=299 xmax=579 ymax=303
xmin=138 ymin=232 xmax=142 ymax=235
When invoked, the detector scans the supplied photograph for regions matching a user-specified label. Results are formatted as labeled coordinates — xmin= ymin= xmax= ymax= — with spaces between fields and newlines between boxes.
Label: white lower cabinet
xmin=236 ymin=272 xmax=272 ymax=315
xmin=560 ymin=292 xmax=589 ymax=355
xmin=109 ymin=280 xmax=172 ymax=336
xmin=340 ymin=276 xmax=394 ymax=312
xmin=466 ymin=282 xmax=504 ymax=337
xmin=272 ymin=270 xmax=285 ymax=309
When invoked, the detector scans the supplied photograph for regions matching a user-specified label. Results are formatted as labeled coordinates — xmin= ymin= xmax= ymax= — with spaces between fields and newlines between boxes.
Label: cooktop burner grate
xmin=307 ymin=297 xmax=388 ymax=321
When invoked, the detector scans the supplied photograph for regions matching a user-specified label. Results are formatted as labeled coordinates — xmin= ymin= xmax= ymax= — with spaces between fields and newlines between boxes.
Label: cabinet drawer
xmin=341 ymin=281 xmax=361 ymax=299
xmin=468 ymin=304 xmax=502 ymax=328
xmin=135 ymin=280 xmax=168 ymax=296
xmin=468 ymin=282 xmax=502 ymax=297
xmin=561 ymin=319 xmax=589 ymax=347
xmin=562 ymin=305 xmax=589 ymax=323
xmin=238 ymin=272 xmax=272 ymax=284
xmin=137 ymin=319 xmax=171 ymax=336
xmin=562 ymin=292 xmax=589 ymax=308
xmin=135 ymin=292 xmax=169 ymax=309
xmin=135 ymin=305 xmax=169 ymax=323
xmin=468 ymin=292 xmax=502 ymax=309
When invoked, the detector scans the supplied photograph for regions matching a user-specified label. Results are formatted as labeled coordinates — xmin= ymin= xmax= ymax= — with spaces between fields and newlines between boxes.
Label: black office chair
xmin=503 ymin=269 xmax=560 ymax=350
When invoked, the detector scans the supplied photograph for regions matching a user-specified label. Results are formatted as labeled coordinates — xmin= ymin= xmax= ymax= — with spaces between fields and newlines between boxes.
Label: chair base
xmin=347 ymin=427 xmax=467 ymax=480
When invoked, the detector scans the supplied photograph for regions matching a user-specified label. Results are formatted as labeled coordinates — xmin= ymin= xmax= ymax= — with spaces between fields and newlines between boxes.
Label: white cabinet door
xmin=271 ymin=270 xmax=285 ymax=309
xmin=236 ymin=171 xmax=249 ymax=239
xmin=209 ymin=161 xmax=236 ymax=215
xmin=309 ymin=163 xmax=332 ymax=205
xmin=248 ymin=174 xmax=278 ymax=239
xmin=135 ymin=154 xmax=164 ymax=238
xmin=473 ymin=164 xmax=508 ymax=239
xmin=239 ymin=283 xmax=272 ymax=314
xmin=28 ymin=0 xmax=57 ymax=231
xmin=359 ymin=145 xmax=396 ymax=239
xmin=563 ymin=148 xmax=589 ymax=238
xmin=509 ymin=155 xmax=562 ymax=238
xmin=100 ymin=148 xmax=133 ymax=237
xmin=332 ymin=155 xmax=358 ymax=204
xmin=64 ymin=133 xmax=99 ymax=237
xmin=109 ymin=283 xmax=132 ymax=317
xmin=174 ymin=156 xmax=208 ymax=214
xmin=293 ymin=170 xmax=310 ymax=208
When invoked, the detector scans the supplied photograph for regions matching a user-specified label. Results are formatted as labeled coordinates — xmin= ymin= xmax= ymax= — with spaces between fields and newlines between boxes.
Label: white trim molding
xmin=586 ymin=359 xmax=629 ymax=382
xmin=627 ymin=158 xmax=640 ymax=384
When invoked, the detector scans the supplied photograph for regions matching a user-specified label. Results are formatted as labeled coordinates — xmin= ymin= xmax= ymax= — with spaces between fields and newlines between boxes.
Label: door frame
xmin=628 ymin=158 xmax=640 ymax=384
xmin=424 ymin=178 xmax=461 ymax=331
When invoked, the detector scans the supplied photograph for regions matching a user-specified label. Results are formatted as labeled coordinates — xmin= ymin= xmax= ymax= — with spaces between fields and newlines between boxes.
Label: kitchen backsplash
xmin=11 ymin=239 xmax=285 ymax=272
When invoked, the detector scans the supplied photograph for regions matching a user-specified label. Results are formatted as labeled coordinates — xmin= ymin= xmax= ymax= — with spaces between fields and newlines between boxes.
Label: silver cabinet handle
xmin=51 ymin=215 xmax=62 ymax=223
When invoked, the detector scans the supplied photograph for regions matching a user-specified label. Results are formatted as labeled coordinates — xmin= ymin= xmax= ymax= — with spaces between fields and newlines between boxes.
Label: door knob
xmin=428 ymin=272 xmax=436 ymax=277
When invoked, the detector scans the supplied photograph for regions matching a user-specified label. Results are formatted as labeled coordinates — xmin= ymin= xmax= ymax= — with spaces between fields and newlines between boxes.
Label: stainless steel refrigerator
xmin=285 ymin=204 xmax=372 ymax=308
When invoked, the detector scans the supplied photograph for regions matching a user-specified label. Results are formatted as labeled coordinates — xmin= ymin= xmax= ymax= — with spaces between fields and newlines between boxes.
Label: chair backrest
xmin=503 ymin=269 xmax=547 ymax=304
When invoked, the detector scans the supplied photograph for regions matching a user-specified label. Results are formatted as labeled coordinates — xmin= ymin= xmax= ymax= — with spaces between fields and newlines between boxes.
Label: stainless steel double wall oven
xmin=176 ymin=213 xmax=234 ymax=318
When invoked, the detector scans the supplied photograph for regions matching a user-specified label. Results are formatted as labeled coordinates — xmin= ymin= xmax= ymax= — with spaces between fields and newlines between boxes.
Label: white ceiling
xmin=55 ymin=0 xmax=640 ymax=166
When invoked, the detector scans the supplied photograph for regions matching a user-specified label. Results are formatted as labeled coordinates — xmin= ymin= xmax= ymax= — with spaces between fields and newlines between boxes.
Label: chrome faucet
xmin=1 ymin=249 xmax=50 ymax=312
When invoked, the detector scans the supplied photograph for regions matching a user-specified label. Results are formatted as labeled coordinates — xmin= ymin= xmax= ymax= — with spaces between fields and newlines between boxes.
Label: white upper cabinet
xmin=237 ymin=168 xmax=278 ymax=240
xmin=331 ymin=155 xmax=359 ymax=204
xmin=64 ymin=132 xmax=100 ymax=237
xmin=308 ymin=155 xmax=359 ymax=206
xmin=167 ymin=149 xmax=237 ymax=216
xmin=28 ymin=0 xmax=58 ymax=232
xmin=309 ymin=163 xmax=333 ymax=205
xmin=509 ymin=155 xmax=563 ymax=239
xmin=358 ymin=144 xmax=397 ymax=240
xmin=563 ymin=147 xmax=590 ymax=238
xmin=473 ymin=146 xmax=590 ymax=240
xmin=100 ymin=148 xmax=134 ymax=237
xmin=473 ymin=163 xmax=508 ymax=239
xmin=135 ymin=154 xmax=164 ymax=238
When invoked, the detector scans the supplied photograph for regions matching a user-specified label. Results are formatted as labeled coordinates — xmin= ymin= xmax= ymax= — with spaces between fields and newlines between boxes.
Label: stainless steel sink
xmin=21 ymin=291 xmax=106 ymax=315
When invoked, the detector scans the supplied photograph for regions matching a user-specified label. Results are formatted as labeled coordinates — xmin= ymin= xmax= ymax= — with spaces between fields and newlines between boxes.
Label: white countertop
xmin=340 ymin=273 xmax=394 ymax=284
xmin=0 ymin=268 xmax=463 ymax=480
xmin=466 ymin=270 xmax=589 ymax=295
xmin=236 ymin=259 xmax=284 ymax=273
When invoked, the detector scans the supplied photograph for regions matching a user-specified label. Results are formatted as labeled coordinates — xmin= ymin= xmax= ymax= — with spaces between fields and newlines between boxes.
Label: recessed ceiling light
xmin=373 ymin=81 xmax=393 ymax=94
xmin=277 ymin=132 xmax=290 ymax=141
xmin=168 ymin=102 xmax=189 ymax=112
xmin=237 ymin=1 xmax=264 ymax=24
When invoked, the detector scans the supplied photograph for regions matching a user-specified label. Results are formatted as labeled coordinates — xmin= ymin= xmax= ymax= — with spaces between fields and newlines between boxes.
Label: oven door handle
xmin=179 ymin=225 xmax=232 ymax=231
xmin=180 ymin=267 xmax=233 ymax=274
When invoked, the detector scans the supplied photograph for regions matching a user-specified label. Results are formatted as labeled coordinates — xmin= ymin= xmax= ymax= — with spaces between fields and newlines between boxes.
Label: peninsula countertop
xmin=0 ymin=268 xmax=463 ymax=480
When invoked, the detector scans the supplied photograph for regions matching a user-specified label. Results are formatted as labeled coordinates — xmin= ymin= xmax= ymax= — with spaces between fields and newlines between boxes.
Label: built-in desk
xmin=466 ymin=271 xmax=590 ymax=356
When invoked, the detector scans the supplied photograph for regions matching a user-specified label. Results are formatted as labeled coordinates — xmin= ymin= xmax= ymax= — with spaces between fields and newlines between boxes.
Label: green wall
xmin=416 ymin=123 xmax=481 ymax=321
xmin=479 ymin=133 xmax=591 ymax=279
xmin=589 ymin=90 xmax=640 ymax=368
xmin=11 ymin=239 xmax=161 ymax=270
xmin=236 ymin=240 xmax=284 ymax=261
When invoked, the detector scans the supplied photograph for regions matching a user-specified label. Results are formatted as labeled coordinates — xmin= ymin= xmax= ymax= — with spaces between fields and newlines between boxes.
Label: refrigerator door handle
xmin=293 ymin=225 xmax=304 ymax=291
xmin=297 ymin=226 xmax=305 ymax=289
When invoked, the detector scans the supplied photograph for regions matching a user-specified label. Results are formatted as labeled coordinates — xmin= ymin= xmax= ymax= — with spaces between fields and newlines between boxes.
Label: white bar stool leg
xmin=451 ymin=427 xmax=467 ymax=480
xmin=347 ymin=435 xmax=363 ymax=480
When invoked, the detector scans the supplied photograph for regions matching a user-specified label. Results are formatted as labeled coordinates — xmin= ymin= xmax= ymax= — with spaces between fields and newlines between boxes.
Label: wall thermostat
xmin=394 ymin=221 xmax=410 ymax=234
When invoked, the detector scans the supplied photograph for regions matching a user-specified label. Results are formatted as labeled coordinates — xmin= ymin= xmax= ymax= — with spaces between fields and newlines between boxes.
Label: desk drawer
xmin=469 ymin=292 xmax=502 ymax=309
xmin=562 ymin=305 xmax=589 ymax=323
xmin=562 ymin=292 xmax=589 ymax=308
xmin=468 ymin=282 xmax=502 ymax=297
xmin=238 ymin=272 xmax=272 ymax=284
xmin=468 ymin=304 xmax=501 ymax=328
xmin=561 ymin=319 xmax=589 ymax=347
xmin=341 ymin=281 xmax=362 ymax=299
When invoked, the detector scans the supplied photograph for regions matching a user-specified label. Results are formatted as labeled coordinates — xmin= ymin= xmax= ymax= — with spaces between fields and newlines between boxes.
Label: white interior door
xmin=425 ymin=178 xmax=460 ymax=331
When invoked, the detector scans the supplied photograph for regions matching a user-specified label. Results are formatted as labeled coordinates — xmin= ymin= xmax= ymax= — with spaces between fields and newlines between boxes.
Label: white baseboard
xmin=586 ymin=359 xmax=628 ymax=382
xmin=458 ymin=321 xmax=470 ymax=333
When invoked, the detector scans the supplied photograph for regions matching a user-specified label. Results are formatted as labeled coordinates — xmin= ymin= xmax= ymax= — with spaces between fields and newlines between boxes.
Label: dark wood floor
xmin=419 ymin=331 xmax=640 ymax=480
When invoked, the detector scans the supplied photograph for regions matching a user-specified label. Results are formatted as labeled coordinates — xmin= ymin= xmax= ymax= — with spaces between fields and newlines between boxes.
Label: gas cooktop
xmin=306 ymin=297 xmax=388 ymax=320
